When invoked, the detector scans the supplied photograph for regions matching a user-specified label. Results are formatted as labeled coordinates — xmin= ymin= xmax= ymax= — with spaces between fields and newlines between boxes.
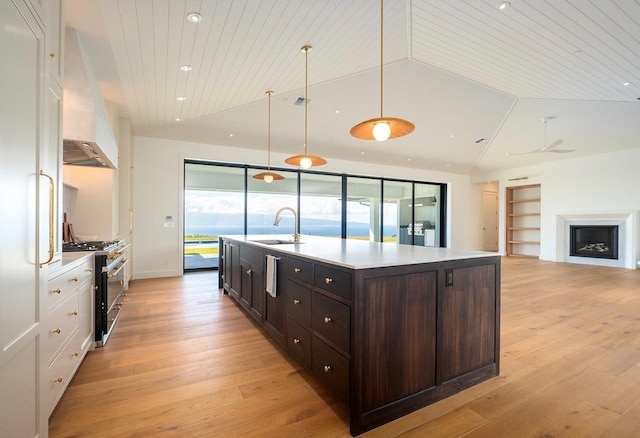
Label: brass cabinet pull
xmin=94 ymin=285 xmax=99 ymax=291
xmin=72 ymin=352 xmax=79 ymax=357
xmin=52 ymin=328 xmax=61 ymax=334
xmin=325 ymin=277 xmax=333 ymax=284
xmin=39 ymin=170 xmax=55 ymax=267
xmin=324 ymin=317 xmax=332 ymax=324
xmin=294 ymin=267 xmax=301 ymax=273
xmin=293 ymin=338 xmax=301 ymax=344
xmin=70 ymin=310 xmax=78 ymax=316
xmin=54 ymin=377 xmax=63 ymax=383
xmin=51 ymin=288 xmax=61 ymax=294
xmin=86 ymin=268 xmax=93 ymax=272
xmin=50 ymin=52 xmax=55 ymax=58
xmin=293 ymin=299 xmax=300 ymax=305
xmin=70 ymin=277 xmax=78 ymax=282
xmin=108 ymin=318 xmax=115 ymax=322
xmin=323 ymin=365 xmax=332 ymax=373
xmin=246 ymin=269 xmax=252 ymax=275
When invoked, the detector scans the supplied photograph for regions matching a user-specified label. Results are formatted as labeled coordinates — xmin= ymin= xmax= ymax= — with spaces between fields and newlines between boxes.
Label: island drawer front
xmin=314 ymin=265 xmax=352 ymax=300
xmin=286 ymin=317 xmax=312 ymax=368
xmin=312 ymin=337 xmax=349 ymax=402
xmin=288 ymin=258 xmax=313 ymax=284
xmin=313 ymin=292 xmax=350 ymax=355
xmin=77 ymin=259 xmax=95 ymax=285
xmin=286 ymin=280 xmax=312 ymax=327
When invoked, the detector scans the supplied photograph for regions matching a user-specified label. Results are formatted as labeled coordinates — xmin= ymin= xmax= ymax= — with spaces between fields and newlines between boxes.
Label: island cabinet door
xmin=354 ymin=269 xmax=438 ymax=416
xmin=437 ymin=263 xmax=498 ymax=383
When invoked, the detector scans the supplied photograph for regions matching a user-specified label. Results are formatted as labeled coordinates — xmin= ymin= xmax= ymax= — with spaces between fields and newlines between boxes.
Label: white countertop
xmin=48 ymin=252 xmax=94 ymax=278
xmin=221 ymin=235 xmax=499 ymax=269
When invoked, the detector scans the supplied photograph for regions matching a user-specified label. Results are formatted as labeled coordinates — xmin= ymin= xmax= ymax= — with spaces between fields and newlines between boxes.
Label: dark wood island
xmin=219 ymin=235 xmax=500 ymax=436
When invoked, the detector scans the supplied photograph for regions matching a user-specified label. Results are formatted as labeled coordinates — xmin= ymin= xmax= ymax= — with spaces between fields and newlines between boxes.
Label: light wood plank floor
xmin=49 ymin=258 xmax=640 ymax=437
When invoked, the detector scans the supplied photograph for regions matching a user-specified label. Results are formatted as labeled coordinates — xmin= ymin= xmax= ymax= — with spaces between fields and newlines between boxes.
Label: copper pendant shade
xmin=350 ymin=0 xmax=414 ymax=141
xmin=253 ymin=91 xmax=284 ymax=183
xmin=284 ymin=45 xmax=327 ymax=169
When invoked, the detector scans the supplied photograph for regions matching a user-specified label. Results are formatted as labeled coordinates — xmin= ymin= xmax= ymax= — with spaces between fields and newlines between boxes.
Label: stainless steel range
xmin=63 ymin=239 xmax=130 ymax=346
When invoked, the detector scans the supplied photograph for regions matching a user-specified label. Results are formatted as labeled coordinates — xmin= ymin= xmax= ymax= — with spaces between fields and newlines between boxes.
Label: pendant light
xmin=285 ymin=45 xmax=327 ymax=169
xmin=350 ymin=0 xmax=414 ymax=141
xmin=253 ymin=91 xmax=284 ymax=183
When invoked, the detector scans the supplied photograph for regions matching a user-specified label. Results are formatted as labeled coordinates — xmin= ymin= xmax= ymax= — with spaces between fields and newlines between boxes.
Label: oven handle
xmin=107 ymin=259 xmax=128 ymax=279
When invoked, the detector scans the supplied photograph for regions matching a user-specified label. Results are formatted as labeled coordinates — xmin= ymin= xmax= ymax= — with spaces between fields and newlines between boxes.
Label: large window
xmin=183 ymin=160 xmax=447 ymax=271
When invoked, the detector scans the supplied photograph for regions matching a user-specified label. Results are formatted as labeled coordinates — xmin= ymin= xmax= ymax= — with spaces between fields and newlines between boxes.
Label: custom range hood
xmin=63 ymin=28 xmax=118 ymax=169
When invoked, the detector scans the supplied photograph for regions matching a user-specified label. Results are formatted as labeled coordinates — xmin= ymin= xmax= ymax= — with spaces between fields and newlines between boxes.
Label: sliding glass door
xmin=184 ymin=160 xmax=447 ymax=271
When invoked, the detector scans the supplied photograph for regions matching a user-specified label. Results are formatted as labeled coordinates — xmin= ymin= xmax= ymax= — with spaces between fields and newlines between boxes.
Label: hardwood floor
xmin=49 ymin=258 xmax=640 ymax=437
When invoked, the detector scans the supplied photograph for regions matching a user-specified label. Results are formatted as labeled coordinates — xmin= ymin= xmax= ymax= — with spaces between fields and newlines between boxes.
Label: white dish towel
xmin=266 ymin=254 xmax=277 ymax=297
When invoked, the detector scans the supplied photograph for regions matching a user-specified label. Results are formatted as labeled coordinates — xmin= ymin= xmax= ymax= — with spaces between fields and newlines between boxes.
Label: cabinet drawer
xmin=47 ymin=329 xmax=83 ymax=415
xmin=314 ymin=265 xmax=352 ymax=300
xmin=312 ymin=337 xmax=349 ymax=402
xmin=286 ymin=280 xmax=312 ymax=327
xmin=313 ymin=292 xmax=350 ymax=355
xmin=46 ymin=290 xmax=80 ymax=362
xmin=286 ymin=317 xmax=312 ymax=368
xmin=47 ymin=266 xmax=80 ymax=311
xmin=77 ymin=258 xmax=95 ymax=285
xmin=288 ymin=258 xmax=313 ymax=284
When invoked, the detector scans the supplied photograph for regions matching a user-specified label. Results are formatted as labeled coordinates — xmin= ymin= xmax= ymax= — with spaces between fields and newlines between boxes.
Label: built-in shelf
xmin=506 ymin=184 xmax=541 ymax=258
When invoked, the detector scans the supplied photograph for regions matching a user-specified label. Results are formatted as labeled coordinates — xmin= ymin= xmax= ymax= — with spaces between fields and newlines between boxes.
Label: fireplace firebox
xmin=570 ymin=225 xmax=618 ymax=260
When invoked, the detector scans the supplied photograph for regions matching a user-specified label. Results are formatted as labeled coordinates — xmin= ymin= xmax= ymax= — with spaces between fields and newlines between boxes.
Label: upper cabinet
xmin=47 ymin=0 xmax=65 ymax=86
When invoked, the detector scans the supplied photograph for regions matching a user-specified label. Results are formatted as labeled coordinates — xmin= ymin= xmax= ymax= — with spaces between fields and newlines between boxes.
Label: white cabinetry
xmin=46 ymin=255 xmax=94 ymax=415
xmin=1 ymin=0 xmax=64 ymax=435
xmin=0 ymin=1 xmax=46 ymax=436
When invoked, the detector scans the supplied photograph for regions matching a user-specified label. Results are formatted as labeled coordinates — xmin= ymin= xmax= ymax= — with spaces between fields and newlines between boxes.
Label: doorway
xmin=481 ymin=183 xmax=499 ymax=252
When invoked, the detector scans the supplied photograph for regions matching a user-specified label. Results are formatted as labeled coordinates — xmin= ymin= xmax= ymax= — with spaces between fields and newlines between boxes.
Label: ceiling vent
xmin=294 ymin=97 xmax=310 ymax=106
xmin=474 ymin=138 xmax=486 ymax=144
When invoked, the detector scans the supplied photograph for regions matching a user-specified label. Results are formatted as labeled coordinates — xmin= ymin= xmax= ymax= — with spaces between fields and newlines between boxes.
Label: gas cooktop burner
xmin=63 ymin=240 xmax=120 ymax=252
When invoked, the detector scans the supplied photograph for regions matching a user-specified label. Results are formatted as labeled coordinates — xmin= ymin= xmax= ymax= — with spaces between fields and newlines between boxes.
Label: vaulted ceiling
xmin=65 ymin=0 xmax=640 ymax=175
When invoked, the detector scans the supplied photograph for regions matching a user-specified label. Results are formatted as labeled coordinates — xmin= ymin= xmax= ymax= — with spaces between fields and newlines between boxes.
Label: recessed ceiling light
xmin=407 ymin=158 xmax=412 ymax=162
xmin=623 ymin=82 xmax=631 ymax=86
xmin=180 ymin=65 xmax=192 ymax=72
xmin=498 ymin=2 xmax=510 ymax=10
xmin=446 ymin=163 xmax=451 ymax=167
xmin=229 ymin=134 xmax=234 ymax=138
xmin=360 ymin=151 xmax=365 ymax=155
xmin=450 ymin=134 xmax=455 ymax=138
xmin=175 ymin=118 xmax=181 ymax=122
xmin=176 ymin=96 xmax=186 ymax=101
xmin=335 ymin=109 xmax=340 ymax=114
xmin=186 ymin=12 xmax=202 ymax=23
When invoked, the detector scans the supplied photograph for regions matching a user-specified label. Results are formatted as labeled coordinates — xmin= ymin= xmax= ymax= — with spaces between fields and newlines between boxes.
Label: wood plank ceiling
xmin=66 ymin=0 xmax=640 ymax=174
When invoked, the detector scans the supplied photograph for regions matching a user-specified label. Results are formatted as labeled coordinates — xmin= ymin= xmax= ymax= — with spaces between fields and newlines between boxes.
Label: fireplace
xmin=570 ymin=225 xmax=618 ymax=260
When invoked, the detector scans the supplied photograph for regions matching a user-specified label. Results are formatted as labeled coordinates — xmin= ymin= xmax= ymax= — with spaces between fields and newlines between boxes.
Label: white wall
xmin=472 ymin=147 xmax=640 ymax=268
xmin=132 ymin=136 xmax=482 ymax=279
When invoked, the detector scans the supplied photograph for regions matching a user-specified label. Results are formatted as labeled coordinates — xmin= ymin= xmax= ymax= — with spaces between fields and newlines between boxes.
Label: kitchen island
xmin=219 ymin=235 xmax=500 ymax=436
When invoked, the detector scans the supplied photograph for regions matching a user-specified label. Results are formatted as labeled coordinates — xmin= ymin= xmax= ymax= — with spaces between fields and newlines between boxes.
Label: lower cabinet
xmin=46 ymin=256 xmax=94 ymax=415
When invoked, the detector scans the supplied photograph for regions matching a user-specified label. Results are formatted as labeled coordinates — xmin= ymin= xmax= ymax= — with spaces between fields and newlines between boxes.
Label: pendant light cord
xmin=380 ymin=0 xmax=384 ymax=119
xmin=267 ymin=91 xmax=272 ymax=170
xmin=304 ymin=47 xmax=309 ymax=155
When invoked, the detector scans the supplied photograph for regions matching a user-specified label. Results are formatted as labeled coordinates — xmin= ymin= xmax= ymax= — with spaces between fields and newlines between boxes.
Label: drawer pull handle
xmin=246 ymin=269 xmax=252 ymax=275
xmin=54 ymin=377 xmax=63 ymax=383
xmin=293 ymin=299 xmax=300 ymax=305
xmin=325 ymin=277 xmax=333 ymax=284
xmin=323 ymin=365 xmax=332 ymax=373
xmin=109 ymin=318 xmax=115 ymax=322
xmin=50 ymin=52 xmax=55 ymax=59
xmin=71 ymin=276 xmax=78 ymax=282
xmin=72 ymin=352 xmax=79 ymax=357
xmin=86 ymin=268 xmax=93 ymax=272
xmin=94 ymin=285 xmax=99 ymax=291
xmin=52 ymin=328 xmax=61 ymax=334
xmin=70 ymin=310 xmax=78 ymax=316
xmin=52 ymin=288 xmax=61 ymax=294
xmin=293 ymin=338 xmax=301 ymax=344
xmin=294 ymin=267 xmax=301 ymax=273
xmin=324 ymin=317 xmax=332 ymax=324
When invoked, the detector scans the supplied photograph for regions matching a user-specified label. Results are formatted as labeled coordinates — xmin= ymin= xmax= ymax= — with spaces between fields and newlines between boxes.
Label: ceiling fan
xmin=506 ymin=117 xmax=575 ymax=156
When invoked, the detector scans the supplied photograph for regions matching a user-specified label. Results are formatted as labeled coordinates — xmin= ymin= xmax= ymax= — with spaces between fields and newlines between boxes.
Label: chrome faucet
xmin=274 ymin=207 xmax=300 ymax=242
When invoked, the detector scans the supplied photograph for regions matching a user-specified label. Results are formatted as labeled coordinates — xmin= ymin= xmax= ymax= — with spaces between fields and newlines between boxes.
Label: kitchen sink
xmin=249 ymin=239 xmax=303 ymax=245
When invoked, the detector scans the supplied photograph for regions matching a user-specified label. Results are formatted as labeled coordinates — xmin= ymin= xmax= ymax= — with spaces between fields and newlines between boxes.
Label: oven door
xmin=105 ymin=257 xmax=128 ymax=334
